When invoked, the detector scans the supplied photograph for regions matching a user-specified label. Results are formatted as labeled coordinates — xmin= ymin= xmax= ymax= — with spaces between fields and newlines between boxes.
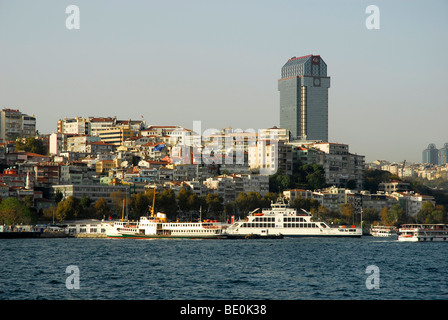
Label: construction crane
xmin=401 ymin=160 xmax=406 ymax=177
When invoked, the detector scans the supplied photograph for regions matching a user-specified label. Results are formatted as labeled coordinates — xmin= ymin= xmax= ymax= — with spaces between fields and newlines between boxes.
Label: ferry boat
xmin=224 ymin=198 xmax=362 ymax=238
xmin=397 ymin=224 xmax=448 ymax=242
xmin=105 ymin=188 xmax=228 ymax=239
xmin=369 ymin=225 xmax=397 ymax=237
xmin=105 ymin=214 xmax=227 ymax=239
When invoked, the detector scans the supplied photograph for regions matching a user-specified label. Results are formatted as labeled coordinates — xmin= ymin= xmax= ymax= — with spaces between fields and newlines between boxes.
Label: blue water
xmin=0 ymin=236 xmax=447 ymax=300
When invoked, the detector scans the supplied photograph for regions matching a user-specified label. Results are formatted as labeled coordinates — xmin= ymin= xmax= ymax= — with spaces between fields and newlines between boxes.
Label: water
xmin=0 ymin=236 xmax=447 ymax=300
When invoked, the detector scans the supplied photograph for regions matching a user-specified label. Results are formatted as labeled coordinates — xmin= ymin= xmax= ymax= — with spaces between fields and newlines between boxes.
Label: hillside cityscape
xmin=1 ymin=55 xmax=447 ymax=230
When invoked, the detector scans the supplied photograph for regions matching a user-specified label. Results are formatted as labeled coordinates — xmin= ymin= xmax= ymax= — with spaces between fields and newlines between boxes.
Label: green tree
xmin=130 ymin=192 xmax=151 ymax=218
xmin=235 ymin=192 xmax=249 ymax=214
xmin=246 ymin=191 xmax=264 ymax=211
xmin=224 ymin=201 xmax=237 ymax=215
xmin=362 ymin=208 xmax=380 ymax=224
xmin=157 ymin=189 xmax=177 ymax=219
xmin=291 ymin=197 xmax=319 ymax=212
xmin=339 ymin=203 xmax=355 ymax=224
xmin=177 ymin=188 xmax=193 ymax=212
xmin=15 ymin=137 xmax=47 ymax=155
xmin=269 ymin=169 xmax=291 ymax=192
xmin=55 ymin=190 xmax=63 ymax=204
xmin=416 ymin=202 xmax=447 ymax=224
xmin=0 ymin=198 xmax=35 ymax=225
xmin=80 ymin=195 xmax=92 ymax=210
xmin=206 ymin=193 xmax=223 ymax=215
xmin=302 ymin=164 xmax=327 ymax=190
xmin=187 ymin=193 xmax=200 ymax=212
xmin=364 ymin=169 xmax=400 ymax=193
xmin=54 ymin=196 xmax=82 ymax=222
xmin=93 ymin=197 xmax=110 ymax=219
xmin=110 ymin=191 xmax=126 ymax=217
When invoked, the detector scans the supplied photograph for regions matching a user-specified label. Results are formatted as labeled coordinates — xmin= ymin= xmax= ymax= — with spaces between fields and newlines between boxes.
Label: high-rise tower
xmin=278 ymin=55 xmax=330 ymax=141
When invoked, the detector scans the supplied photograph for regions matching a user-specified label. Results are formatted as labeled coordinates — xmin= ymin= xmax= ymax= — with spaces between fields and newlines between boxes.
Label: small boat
xmin=398 ymin=224 xmax=448 ymax=242
xmin=369 ymin=225 xmax=397 ymax=237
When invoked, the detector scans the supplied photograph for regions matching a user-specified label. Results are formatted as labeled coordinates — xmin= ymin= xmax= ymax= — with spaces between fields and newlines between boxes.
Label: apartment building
xmin=312 ymin=142 xmax=365 ymax=190
xmin=0 ymin=109 xmax=36 ymax=142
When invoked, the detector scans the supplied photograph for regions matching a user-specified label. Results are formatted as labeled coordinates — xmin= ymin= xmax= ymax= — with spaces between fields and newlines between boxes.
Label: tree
xmin=177 ymin=188 xmax=193 ymax=212
xmin=362 ymin=208 xmax=380 ymax=224
xmin=187 ymin=193 xmax=200 ymax=212
xmin=80 ymin=195 xmax=92 ymax=210
xmin=339 ymin=203 xmax=355 ymax=224
xmin=291 ymin=197 xmax=319 ymax=212
xmin=380 ymin=205 xmax=405 ymax=226
xmin=364 ymin=169 xmax=400 ymax=193
xmin=416 ymin=202 xmax=447 ymax=224
xmin=157 ymin=189 xmax=177 ymax=219
xmin=224 ymin=201 xmax=237 ymax=215
xmin=269 ymin=169 xmax=291 ymax=192
xmin=236 ymin=192 xmax=249 ymax=214
xmin=55 ymin=190 xmax=63 ymax=204
xmin=54 ymin=196 xmax=82 ymax=222
xmin=130 ymin=193 xmax=151 ymax=218
xmin=302 ymin=164 xmax=327 ymax=190
xmin=0 ymin=198 xmax=35 ymax=225
xmin=206 ymin=193 xmax=223 ymax=215
xmin=110 ymin=191 xmax=126 ymax=216
xmin=15 ymin=137 xmax=47 ymax=155
xmin=93 ymin=197 xmax=110 ymax=219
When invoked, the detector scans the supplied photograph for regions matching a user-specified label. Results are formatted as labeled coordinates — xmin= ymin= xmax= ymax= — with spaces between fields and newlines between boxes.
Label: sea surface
xmin=0 ymin=236 xmax=447 ymax=300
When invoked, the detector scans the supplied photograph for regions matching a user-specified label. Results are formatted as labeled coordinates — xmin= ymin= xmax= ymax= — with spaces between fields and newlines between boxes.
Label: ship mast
xmin=151 ymin=186 xmax=156 ymax=217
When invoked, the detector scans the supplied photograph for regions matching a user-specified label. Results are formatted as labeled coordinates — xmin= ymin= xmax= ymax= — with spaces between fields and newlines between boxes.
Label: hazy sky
xmin=1 ymin=0 xmax=447 ymax=163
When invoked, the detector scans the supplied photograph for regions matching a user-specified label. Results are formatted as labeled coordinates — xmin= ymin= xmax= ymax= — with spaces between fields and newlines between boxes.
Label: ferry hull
xmin=107 ymin=234 xmax=223 ymax=240
xmin=0 ymin=232 xmax=41 ymax=239
xmin=398 ymin=236 xmax=448 ymax=242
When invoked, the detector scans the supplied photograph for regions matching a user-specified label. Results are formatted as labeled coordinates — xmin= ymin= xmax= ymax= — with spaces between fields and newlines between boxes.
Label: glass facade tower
xmin=422 ymin=143 xmax=439 ymax=165
xmin=278 ymin=55 xmax=330 ymax=141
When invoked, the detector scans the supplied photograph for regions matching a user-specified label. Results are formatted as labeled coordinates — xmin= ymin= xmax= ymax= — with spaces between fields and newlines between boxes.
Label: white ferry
xmin=105 ymin=213 xmax=228 ymax=239
xmin=398 ymin=224 xmax=448 ymax=242
xmin=106 ymin=186 xmax=228 ymax=239
xmin=224 ymin=198 xmax=362 ymax=238
xmin=369 ymin=225 xmax=397 ymax=237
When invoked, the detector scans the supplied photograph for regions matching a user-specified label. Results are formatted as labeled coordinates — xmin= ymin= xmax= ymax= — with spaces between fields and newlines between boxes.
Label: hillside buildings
xmin=0 ymin=108 xmax=36 ymax=142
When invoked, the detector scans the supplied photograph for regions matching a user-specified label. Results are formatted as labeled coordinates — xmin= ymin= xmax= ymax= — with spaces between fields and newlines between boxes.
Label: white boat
xmin=105 ymin=187 xmax=228 ymax=239
xmin=224 ymin=198 xmax=362 ymax=238
xmin=370 ymin=225 xmax=397 ymax=237
xmin=105 ymin=214 xmax=228 ymax=239
xmin=398 ymin=224 xmax=448 ymax=242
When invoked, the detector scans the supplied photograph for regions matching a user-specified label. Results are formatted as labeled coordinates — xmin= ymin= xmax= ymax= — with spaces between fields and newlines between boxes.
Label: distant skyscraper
xmin=438 ymin=143 xmax=448 ymax=165
xmin=278 ymin=55 xmax=330 ymax=141
xmin=422 ymin=143 xmax=439 ymax=165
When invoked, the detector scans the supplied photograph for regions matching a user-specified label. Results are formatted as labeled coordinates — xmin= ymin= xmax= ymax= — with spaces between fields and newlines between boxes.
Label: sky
xmin=1 ymin=0 xmax=447 ymax=163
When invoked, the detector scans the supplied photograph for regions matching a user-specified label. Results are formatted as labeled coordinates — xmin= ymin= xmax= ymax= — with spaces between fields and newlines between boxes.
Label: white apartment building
xmin=312 ymin=142 xmax=365 ymax=190
xmin=0 ymin=109 xmax=36 ymax=142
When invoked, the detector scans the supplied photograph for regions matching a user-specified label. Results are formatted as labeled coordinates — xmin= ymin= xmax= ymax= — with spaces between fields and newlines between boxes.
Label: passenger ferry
xmin=398 ymin=224 xmax=448 ymax=242
xmin=106 ymin=187 xmax=228 ymax=239
xmin=369 ymin=225 xmax=397 ymax=237
xmin=105 ymin=213 xmax=227 ymax=239
xmin=224 ymin=198 xmax=362 ymax=238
